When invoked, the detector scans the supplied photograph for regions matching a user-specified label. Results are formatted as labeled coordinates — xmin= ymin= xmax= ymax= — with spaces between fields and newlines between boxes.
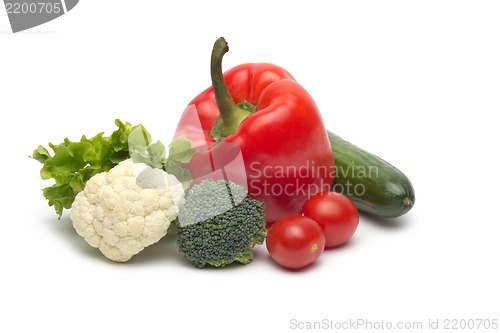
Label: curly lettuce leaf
xmin=128 ymin=124 xmax=166 ymax=169
xmin=32 ymin=119 xmax=166 ymax=219
xmin=164 ymin=136 xmax=196 ymax=190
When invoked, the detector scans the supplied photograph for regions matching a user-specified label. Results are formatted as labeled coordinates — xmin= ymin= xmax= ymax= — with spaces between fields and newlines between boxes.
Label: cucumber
xmin=328 ymin=130 xmax=415 ymax=218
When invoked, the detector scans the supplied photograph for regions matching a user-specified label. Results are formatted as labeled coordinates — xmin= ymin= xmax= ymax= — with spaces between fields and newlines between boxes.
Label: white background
xmin=2 ymin=1 xmax=500 ymax=332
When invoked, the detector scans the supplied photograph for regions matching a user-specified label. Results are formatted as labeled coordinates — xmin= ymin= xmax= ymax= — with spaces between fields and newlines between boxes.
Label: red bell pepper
xmin=174 ymin=38 xmax=334 ymax=223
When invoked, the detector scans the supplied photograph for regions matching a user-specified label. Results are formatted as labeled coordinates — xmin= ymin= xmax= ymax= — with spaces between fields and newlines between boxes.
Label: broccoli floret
xmin=176 ymin=179 xmax=266 ymax=268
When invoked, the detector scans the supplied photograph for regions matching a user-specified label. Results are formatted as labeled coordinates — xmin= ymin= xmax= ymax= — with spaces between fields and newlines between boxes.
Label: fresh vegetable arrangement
xmin=174 ymin=37 xmax=334 ymax=223
xmin=32 ymin=37 xmax=415 ymax=270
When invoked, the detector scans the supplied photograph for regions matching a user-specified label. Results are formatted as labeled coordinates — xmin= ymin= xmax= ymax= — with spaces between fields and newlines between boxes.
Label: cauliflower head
xmin=70 ymin=159 xmax=185 ymax=262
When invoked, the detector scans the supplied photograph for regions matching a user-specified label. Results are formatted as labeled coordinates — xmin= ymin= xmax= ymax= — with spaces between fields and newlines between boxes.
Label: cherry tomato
xmin=301 ymin=192 xmax=359 ymax=248
xmin=266 ymin=215 xmax=325 ymax=269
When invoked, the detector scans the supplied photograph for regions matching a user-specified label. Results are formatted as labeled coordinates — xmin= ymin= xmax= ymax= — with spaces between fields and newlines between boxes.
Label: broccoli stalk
xmin=176 ymin=179 xmax=266 ymax=268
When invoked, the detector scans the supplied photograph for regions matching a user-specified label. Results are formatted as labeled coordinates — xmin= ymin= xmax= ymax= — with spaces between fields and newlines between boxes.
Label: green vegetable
xmin=164 ymin=136 xmax=196 ymax=189
xmin=328 ymin=130 xmax=415 ymax=218
xmin=32 ymin=119 xmax=167 ymax=218
xmin=176 ymin=179 xmax=266 ymax=268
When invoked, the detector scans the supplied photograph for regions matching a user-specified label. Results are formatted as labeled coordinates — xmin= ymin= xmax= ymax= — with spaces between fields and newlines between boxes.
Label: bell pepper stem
xmin=210 ymin=37 xmax=254 ymax=140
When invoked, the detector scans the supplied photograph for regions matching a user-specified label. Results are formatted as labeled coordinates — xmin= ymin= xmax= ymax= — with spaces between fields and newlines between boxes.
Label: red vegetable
xmin=301 ymin=192 xmax=359 ymax=248
xmin=174 ymin=38 xmax=334 ymax=223
xmin=266 ymin=215 xmax=325 ymax=269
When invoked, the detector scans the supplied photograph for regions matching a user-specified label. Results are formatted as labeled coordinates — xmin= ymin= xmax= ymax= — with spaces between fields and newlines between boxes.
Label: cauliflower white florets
xmin=70 ymin=159 xmax=185 ymax=262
